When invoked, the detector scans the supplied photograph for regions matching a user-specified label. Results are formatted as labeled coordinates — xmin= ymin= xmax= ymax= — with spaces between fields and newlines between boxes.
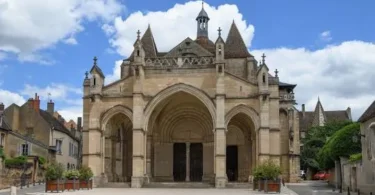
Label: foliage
xmin=349 ymin=153 xmax=362 ymax=163
xmin=38 ymin=156 xmax=46 ymax=165
xmin=45 ymin=162 xmax=65 ymax=180
xmin=78 ymin=166 xmax=93 ymax=181
xmin=4 ymin=156 xmax=27 ymax=168
xmin=300 ymin=121 xmax=352 ymax=172
xmin=0 ymin=147 xmax=5 ymax=160
xmin=64 ymin=169 xmax=81 ymax=180
xmin=317 ymin=123 xmax=361 ymax=170
xmin=253 ymin=159 xmax=281 ymax=180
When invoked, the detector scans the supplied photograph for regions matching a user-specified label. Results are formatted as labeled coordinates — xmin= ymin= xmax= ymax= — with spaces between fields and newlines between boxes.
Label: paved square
xmin=28 ymin=188 xmax=292 ymax=195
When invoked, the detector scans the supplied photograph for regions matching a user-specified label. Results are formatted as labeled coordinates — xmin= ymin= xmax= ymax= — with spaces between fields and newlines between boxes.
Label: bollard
xmin=358 ymin=190 xmax=360 ymax=195
xmin=10 ymin=186 xmax=16 ymax=195
xmin=348 ymin=187 xmax=351 ymax=195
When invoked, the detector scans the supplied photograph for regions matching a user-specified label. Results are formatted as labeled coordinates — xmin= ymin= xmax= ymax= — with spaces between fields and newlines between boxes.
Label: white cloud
xmin=106 ymin=1 xmax=254 ymax=57
xmin=0 ymin=89 xmax=26 ymax=107
xmin=63 ymin=37 xmax=78 ymax=45
xmin=252 ymin=41 xmax=375 ymax=120
xmin=20 ymin=83 xmax=82 ymax=101
xmin=0 ymin=0 xmax=124 ymax=62
xmin=57 ymin=106 xmax=82 ymax=123
xmin=105 ymin=60 xmax=123 ymax=84
xmin=320 ymin=30 xmax=332 ymax=42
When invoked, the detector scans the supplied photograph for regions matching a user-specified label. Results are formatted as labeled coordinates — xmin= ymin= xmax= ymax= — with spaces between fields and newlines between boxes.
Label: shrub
xmin=0 ymin=147 xmax=5 ymax=160
xmin=349 ymin=153 xmax=362 ymax=163
xmin=254 ymin=159 xmax=281 ymax=180
xmin=45 ymin=162 xmax=65 ymax=180
xmin=78 ymin=166 xmax=93 ymax=181
xmin=64 ymin=169 xmax=80 ymax=180
xmin=4 ymin=156 xmax=28 ymax=168
xmin=38 ymin=156 xmax=46 ymax=165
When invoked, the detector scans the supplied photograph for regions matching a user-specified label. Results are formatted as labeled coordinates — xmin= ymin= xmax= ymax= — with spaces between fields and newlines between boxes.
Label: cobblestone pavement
xmin=24 ymin=188 xmax=292 ymax=195
xmin=0 ymin=184 xmax=45 ymax=195
xmin=287 ymin=181 xmax=343 ymax=195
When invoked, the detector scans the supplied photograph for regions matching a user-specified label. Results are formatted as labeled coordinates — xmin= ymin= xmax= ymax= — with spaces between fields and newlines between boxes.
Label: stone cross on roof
xmin=93 ymin=56 xmax=98 ymax=65
xmin=275 ymin=69 xmax=279 ymax=77
xmin=137 ymin=30 xmax=141 ymax=39
xmin=218 ymin=27 xmax=222 ymax=37
xmin=261 ymin=53 xmax=266 ymax=64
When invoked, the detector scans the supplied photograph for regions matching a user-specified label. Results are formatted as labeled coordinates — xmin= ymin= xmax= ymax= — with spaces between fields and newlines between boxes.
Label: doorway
xmin=173 ymin=143 xmax=186 ymax=181
xmin=190 ymin=143 xmax=203 ymax=182
xmin=226 ymin=145 xmax=238 ymax=182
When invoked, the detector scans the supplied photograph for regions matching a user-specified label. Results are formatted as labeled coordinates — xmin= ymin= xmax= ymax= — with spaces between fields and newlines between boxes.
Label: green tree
xmin=300 ymin=120 xmax=352 ymax=172
xmin=317 ymin=123 xmax=361 ymax=170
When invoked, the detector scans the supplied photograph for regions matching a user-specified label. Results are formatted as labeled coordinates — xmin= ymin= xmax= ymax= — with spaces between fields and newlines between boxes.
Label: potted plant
xmin=45 ymin=162 xmax=65 ymax=192
xmin=261 ymin=159 xmax=282 ymax=193
xmin=64 ymin=170 xmax=80 ymax=191
xmin=252 ymin=166 xmax=264 ymax=191
xmin=78 ymin=166 xmax=93 ymax=189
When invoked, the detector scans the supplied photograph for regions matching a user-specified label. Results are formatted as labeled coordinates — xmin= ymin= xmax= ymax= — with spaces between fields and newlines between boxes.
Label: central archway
xmin=144 ymin=84 xmax=216 ymax=182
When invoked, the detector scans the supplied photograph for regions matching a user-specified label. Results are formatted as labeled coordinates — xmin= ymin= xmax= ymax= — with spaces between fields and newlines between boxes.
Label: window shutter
xmin=28 ymin=143 xmax=32 ymax=155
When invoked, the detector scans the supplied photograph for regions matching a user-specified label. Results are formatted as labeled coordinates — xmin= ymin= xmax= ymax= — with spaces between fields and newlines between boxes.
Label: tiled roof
xmin=39 ymin=110 xmax=79 ymax=142
xmin=90 ymin=64 xmax=105 ymax=78
xmin=0 ymin=114 xmax=11 ymax=131
xmin=225 ymin=21 xmax=252 ymax=58
xmin=358 ymin=100 xmax=375 ymax=122
xmin=299 ymin=110 xmax=351 ymax=132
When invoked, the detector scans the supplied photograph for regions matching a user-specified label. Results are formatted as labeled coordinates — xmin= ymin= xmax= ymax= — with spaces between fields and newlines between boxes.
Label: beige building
xmin=357 ymin=100 xmax=375 ymax=193
xmin=1 ymin=95 xmax=82 ymax=169
xmin=82 ymin=6 xmax=300 ymax=188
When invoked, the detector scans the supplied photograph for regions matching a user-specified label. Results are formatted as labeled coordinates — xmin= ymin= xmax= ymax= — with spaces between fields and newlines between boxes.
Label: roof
xmin=39 ymin=110 xmax=79 ymax=142
xmin=196 ymin=7 xmax=209 ymax=20
xmin=279 ymin=81 xmax=297 ymax=89
xmin=0 ymin=114 xmax=11 ymax=131
xmin=358 ymin=100 xmax=375 ymax=122
xmin=225 ymin=21 xmax=252 ymax=58
xmin=90 ymin=64 xmax=105 ymax=78
xmin=299 ymin=100 xmax=351 ymax=131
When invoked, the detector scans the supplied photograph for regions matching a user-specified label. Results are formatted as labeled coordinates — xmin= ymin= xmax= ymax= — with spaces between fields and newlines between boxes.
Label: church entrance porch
xmin=147 ymin=91 xmax=215 ymax=183
xmin=226 ymin=145 xmax=238 ymax=182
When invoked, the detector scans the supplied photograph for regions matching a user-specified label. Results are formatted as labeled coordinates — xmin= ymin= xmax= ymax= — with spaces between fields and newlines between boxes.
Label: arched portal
xmin=147 ymin=91 xmax=215 ymax=182
xmin=101 ymin=106 xmax=133 ymax=182
xmin=225 ymin=105 xmax=258 ymax=182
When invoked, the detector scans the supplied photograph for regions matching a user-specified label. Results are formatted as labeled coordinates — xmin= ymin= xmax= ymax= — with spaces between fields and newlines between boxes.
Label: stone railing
xmin=280 ymin=93 xmax=295 ymax=101
xmin=145 ymin=56 xmax=215 ymax=68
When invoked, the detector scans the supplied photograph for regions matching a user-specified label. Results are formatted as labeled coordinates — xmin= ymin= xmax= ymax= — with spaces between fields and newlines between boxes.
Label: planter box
xmin=257 ymin=180 xmax=265 ymax=191
xmin=264 ymin=179 xmax=281 ymax=193
xmin=79 ymin=180 xmax=92 ymax=190
xmin=45 ymin=180 xmax=65 ymax=192
xmin=64 ymin=179 xmax=80 ymax=191
xmin=253 ymin=179 xmax=258 ymax=190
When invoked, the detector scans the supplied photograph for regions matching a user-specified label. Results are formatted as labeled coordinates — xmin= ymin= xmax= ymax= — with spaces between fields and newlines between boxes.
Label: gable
xmin=163 ymin=37 xmax=214 ymax=58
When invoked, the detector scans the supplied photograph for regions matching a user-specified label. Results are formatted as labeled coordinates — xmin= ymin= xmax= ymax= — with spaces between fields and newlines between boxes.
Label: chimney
xmin=77 ymin=117 xmax=82 ymax=131
xmin=47 ymin=100 xmax=54 ymax=115
xmin=0 ymin=103 xmax=4 ymax=112
xmin=33 ymin=93 xmax=40 ymax=112
xmin=302 ymin=104 xmax=305 ymax=117
xmin=346 ymin=107 xmax=352 ymax=121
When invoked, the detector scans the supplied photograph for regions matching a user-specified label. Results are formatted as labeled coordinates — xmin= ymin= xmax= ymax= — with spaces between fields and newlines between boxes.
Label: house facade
xmin=357 ymin=100 xmax=375 ymax=193
xmin=82 ymin=5 xmax=301 ymax=188
xmin=1 ymin=94 xmax=82 ymax=169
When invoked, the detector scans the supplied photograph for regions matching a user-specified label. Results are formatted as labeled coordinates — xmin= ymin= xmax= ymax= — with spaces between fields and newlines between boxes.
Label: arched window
xmin=93 ymin=76 xmax=96 ymax=86
xmin=137 ymin=50 xmax=140 ymax=56
xmin=262 ymin=73 xmax=266 ymax=83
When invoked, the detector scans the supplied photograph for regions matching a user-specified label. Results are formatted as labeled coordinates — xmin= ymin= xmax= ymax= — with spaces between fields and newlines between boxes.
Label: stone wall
xmin=340 ymin=157 xmax=375 ymax=194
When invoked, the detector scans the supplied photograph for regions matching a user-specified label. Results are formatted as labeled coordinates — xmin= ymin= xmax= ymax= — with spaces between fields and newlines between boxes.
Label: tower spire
xmin=196 ymin=1 xmax=210 ymax=39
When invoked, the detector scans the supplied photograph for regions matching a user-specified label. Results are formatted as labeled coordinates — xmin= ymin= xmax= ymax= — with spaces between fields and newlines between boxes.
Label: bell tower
xmin=196 ymin=1 xmax=210 ymax=39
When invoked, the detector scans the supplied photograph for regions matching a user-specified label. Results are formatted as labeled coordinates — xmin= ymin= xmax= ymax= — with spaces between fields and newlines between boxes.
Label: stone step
xmin=99 ymin=182 xmax=131 ymax=188
xmin=226 ymin=182 xmax=253 ymax=189
xmin=144 ymin=182 xmax=214 ymax=188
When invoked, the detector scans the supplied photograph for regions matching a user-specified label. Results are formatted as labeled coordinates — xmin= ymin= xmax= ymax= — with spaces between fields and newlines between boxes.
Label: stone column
xmin=132 ymin=93 xmax=145 ymax=188
xmin=146 ymin=135 xmax=152 ymax=180
xmin=185 ymin=142 xmax=190 ymax=181
xmin=215 ymin=59 xmax=226 ymax=188
xmin=111 ymin=138 xmax=117 ymax=181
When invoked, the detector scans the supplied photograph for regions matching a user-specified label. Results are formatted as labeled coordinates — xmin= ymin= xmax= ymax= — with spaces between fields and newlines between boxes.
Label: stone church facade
xmin=82 ymin=6 xmax=300 ymax=188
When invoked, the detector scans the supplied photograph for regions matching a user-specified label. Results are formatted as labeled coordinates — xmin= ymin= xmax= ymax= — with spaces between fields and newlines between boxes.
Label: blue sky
xmin=0 ymin=0 xmax=375 ymax=121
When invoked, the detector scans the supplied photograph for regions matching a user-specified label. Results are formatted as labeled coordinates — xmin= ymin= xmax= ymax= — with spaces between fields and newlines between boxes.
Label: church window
xmin=218 ymin=66 xmax=222 ymax=73
xmin=93 ymin=76 xmax=96 ymax=86
xmin=137 ymin=50 xmax=140 ymax=56
xmin=262 ymin=73 xmax=266 ymax=83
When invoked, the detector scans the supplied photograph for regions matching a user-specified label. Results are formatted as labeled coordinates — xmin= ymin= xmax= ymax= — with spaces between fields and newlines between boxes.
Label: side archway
xmin=225 ymin=104 xmax=259 ymax=182
xmin=143 ymin=83 xmax=216 ymax=132
xmin=101 ymin=105 xmax=133 ymax=130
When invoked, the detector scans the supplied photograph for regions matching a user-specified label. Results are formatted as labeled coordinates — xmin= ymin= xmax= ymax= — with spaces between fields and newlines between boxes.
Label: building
xmin=299 ymin=98 xmax=352 ymax=139
xmin=82 ymin=5 xmax=301 ymax=188
xmin=357 ymin=100 xmax=375 ymax=193
xmin=2 ymin=94 xmax=82 ymax=169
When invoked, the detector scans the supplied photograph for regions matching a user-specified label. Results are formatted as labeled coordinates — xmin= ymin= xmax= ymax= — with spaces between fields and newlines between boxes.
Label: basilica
xmin=82 ymin=5 xmax=300 ymax=188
